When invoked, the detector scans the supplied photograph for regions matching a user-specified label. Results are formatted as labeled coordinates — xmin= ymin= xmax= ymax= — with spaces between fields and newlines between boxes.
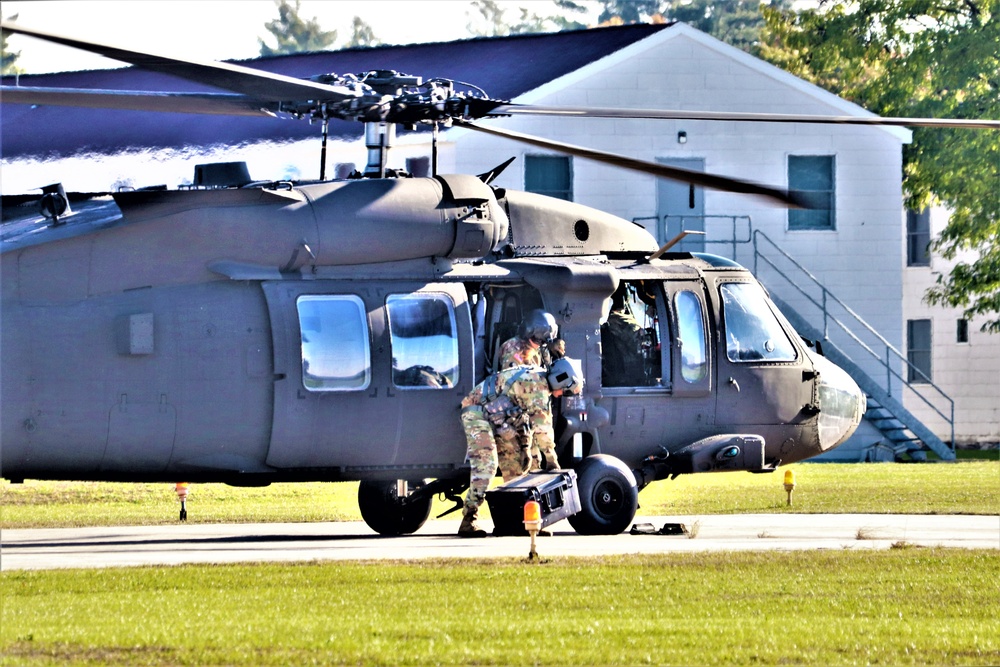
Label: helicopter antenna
xmin=647 ymin=230 xmax=706 ymax=260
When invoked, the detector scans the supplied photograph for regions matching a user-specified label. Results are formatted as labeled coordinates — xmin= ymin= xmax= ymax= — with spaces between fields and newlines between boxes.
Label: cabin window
xmin=907 ymin=319 xmax=932 ymax=383
xmin=601 ymin=281 xmax=664 ymax=387
xmin=720 ymin=283 xmax=797 ymax=363
xmin=788 ymin=155 xmax=835 ymax=230
xmin=525 ymin=155 xmax=572 ymax=201
xmin=907 ymin=208 xmax=931 ymax=266
xmin=387 ymin=293 xmax=459 ymax=389
xmin=674 ymin=290 xmax=708 ymax=383
xmin=297 ymin=295 xmax=370 ymax=392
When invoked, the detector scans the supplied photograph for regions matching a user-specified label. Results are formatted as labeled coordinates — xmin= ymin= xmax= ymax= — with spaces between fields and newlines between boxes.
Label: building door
xmin=656 ymin=157 xmax=705 ymax=252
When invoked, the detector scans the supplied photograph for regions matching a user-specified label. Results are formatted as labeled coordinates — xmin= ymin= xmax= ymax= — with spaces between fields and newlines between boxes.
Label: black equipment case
xmin=486 ymin=470 xmax=581 ymax=536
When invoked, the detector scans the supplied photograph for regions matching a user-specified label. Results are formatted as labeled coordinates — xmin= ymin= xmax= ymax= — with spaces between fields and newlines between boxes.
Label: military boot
xmin=458 ymin=508 xmax=488 ymax=538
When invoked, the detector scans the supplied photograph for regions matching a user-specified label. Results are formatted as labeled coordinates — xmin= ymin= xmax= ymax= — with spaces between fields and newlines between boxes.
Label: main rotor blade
xmin=456 ymin=120 xmax=809 ymax=208
xmin=0 ymin=86 xmax=278 ymax=116
xmin=0 ymin=21 xmax=358 ymax=104
xmin=494 ymin=104 xmax=1000 ymax=130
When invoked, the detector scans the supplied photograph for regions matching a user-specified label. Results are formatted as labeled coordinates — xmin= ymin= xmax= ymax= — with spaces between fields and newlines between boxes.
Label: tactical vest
xmin=480 ymin=366 xmax=532 ymax=430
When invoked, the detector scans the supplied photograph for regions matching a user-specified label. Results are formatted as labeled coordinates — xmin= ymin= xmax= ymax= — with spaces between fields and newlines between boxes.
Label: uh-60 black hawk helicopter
xmin=3 ymin=21 xmax=997 ymax=536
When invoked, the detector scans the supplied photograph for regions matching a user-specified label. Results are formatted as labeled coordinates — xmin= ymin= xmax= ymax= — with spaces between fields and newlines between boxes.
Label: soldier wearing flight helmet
xmin=497 ymin=309 xmax=565 ymax=370
xmin=457 ymin=358 xmax=583 ymax=538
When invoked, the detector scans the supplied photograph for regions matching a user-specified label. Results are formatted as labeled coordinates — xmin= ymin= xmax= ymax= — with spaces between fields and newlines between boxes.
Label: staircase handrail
xmin=751 ymin=229 xmax=954 ymax=448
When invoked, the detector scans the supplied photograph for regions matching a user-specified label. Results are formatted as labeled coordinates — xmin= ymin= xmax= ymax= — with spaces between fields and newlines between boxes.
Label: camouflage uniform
xmin=458 ymin=366 xmax=556 ymax=535
xmin=496 ymin=337 xmax=557 ymax=472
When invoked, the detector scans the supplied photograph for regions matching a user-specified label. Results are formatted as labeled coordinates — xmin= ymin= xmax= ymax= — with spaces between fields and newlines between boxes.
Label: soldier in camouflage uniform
xmin=457 ymin=362 xmax=580 ymax=537
xmin=496 ymin=310 xmax=566 ymax=474
xmin=601 ymin=287 xmax=646 ymax=387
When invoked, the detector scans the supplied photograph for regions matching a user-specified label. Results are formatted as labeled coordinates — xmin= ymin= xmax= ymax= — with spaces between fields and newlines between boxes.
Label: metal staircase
xmin=770 ymin=292 xmax=954 ymax=461
xmin=751 ymin=230 xmax=955 ymax=461
xmin=639 ymin=214 xmax=956 ymax=461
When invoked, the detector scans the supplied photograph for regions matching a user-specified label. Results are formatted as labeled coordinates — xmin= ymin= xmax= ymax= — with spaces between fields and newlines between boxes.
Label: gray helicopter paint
xmin=1 ymin=181 xmax=853 ymax=483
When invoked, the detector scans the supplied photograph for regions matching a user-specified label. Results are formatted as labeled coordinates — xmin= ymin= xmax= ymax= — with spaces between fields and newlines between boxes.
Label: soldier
xmin=496 ymin=309 xmax=557 ymax=369
xmin=601 ymin=286 xmax=646 ymax=386
xmin=457 ymin=359 xmax=582 ymax=537
xmin=496 ymin=309 xmax=565 ymax=472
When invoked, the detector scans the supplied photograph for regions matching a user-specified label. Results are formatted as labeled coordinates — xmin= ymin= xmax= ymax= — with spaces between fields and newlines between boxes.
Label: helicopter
xmin=2 ymin=21 xmax=995 ymax=536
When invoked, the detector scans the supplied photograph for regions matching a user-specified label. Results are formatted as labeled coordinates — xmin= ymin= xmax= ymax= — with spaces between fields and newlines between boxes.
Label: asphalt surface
xmin=2 ymin=514 xmax=997 ymax=570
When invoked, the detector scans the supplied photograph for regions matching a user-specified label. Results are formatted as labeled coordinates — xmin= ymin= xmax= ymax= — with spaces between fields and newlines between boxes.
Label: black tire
xmin=358 ymin=479 xmax=433 ymax=536
xmin=568 ymin=455 xmax=639 ymax=535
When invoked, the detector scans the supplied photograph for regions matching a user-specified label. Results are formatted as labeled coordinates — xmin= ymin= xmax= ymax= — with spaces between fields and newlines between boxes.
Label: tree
xmin=597 ymin=0 xmax=663 ymax=24
xmin=1 ymin=13 xmax=23 ymax=75
xmin=595 ymin=0 xmax=791 ymax=52
xmin=758 ymin=0 xmax=1000 ymax=331
xmin=466 ymin=0 xmax=587 ymax=37
xmin=346 ymin=16 xmax=380 ymax=48
xmin=259 ymin=0 xmax=338 ymax=56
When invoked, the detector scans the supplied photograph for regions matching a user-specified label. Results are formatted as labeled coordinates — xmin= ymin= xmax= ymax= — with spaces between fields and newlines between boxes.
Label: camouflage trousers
xmin=460 ymin=407 xmax=527 ymax=514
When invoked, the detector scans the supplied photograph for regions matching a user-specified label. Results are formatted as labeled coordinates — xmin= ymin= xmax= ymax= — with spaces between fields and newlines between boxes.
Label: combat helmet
xmin=520 ymin=309 xmax=558 ymax=345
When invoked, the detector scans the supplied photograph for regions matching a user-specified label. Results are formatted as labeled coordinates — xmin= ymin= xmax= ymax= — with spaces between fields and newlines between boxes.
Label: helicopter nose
xmin=810 ymin=353 xmax=866 ymax=451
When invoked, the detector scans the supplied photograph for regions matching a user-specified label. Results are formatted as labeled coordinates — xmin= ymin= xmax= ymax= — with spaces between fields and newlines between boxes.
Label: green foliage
xmin=258 ymin=0 xmax=338 ymax=56
xmin=1 ymin=13 xmax=23 ymax=75
xmin=595 ymin=0 xmax=792 ymax=51
xmin=3 ymin=551 xmax=998 ymax=665
xmin=345 ymin=16 xmax=379 ymax=48
xmin=759 ymin=0 xmax=1000 ymax=332
xmin=598 ymin=0 xmax=664 ymax=23
xmin=466 ymin=0 xmax=587 ymax=37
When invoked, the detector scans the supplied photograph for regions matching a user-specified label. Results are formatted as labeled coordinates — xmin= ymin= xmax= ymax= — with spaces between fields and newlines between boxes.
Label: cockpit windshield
xmin=720 ymin=282 xmax=797 ymax=363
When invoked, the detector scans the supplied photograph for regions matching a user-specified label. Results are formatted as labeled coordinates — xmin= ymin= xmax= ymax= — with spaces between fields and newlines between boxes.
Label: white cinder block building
xmin=903 ymin=207 xmax=1000 ymax=447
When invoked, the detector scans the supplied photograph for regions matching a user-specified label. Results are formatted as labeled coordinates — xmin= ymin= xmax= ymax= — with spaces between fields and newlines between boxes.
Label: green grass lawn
xmin=3 ymin=460 xmax=997 ymax=666
xmin=2 ymin=460 xmax=997 ymax=529
xmin=3 ymin=550 xmax=998 ymax=666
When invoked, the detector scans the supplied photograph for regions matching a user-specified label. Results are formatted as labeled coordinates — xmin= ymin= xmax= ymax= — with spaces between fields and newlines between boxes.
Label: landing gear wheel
xmin=568 ymin=455 xmax=638 ymax=535
xmin=358 ymin=479 xmax=433 ymax=536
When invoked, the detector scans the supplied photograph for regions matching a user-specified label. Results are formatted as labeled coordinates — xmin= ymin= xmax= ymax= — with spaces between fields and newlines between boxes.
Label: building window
xmin=387 ymin=293 xmax=459 ymax=389
xmin=788 ymin=155 xmax=835 ymax=230
xmin=907 ymin=208 xmax=931 ymax=266
xmin=957 ymin=319 xmax=969 ymax=344
xmin=406 ymin=156 xmax=430 ymax=178
xmin=907 ymin=319 xmax=932 ymax=383
xmin=297 ymin=295 xmax=370 ymax=392
xmin=525 ymin=155 xmax=572 ymax=201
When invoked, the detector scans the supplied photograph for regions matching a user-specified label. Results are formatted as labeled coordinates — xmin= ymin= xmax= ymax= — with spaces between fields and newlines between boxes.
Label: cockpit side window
xmin=601 ymin=280 xmax=665 ymax=388
xmin=720 ymin=282 xmax=797 ymax=363
xmin=674 ymin=290 xmax=708 ymax=383
xmin=297 ymin=295 xmax=371 ymax=391
xmin=387 ymin=293 xmax=459 ymax=389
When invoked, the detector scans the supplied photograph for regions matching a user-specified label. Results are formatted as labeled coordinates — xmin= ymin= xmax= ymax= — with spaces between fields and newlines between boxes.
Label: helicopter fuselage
xmin=1 ymin=175 xmax=864 ymax=490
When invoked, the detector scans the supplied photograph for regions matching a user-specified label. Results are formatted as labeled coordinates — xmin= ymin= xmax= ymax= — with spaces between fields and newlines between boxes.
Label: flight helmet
xmin=547 ymin=357 xmax=583 ymax=393
xmin=520 ymin=309 xmax=558 ymax=345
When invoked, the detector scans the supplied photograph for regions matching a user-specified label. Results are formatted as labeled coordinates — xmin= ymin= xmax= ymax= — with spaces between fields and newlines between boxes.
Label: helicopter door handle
xmin=727 ymin=377 xmax=740 ymax=392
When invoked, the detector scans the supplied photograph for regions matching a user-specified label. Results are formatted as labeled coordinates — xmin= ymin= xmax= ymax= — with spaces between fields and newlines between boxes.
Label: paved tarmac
xmin=2 ymin=514 xmax=997 ymax=570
